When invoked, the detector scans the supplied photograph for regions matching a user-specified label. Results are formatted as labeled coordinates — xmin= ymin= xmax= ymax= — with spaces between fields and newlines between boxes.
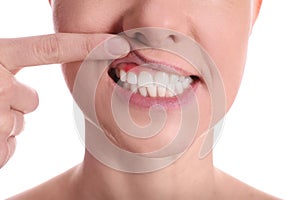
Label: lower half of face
xmin=55 ymin=0 xmax=254 ymax=153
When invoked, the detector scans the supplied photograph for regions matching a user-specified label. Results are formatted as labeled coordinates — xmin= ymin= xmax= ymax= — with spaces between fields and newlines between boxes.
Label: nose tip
xmin=121 ymin=1 xmax=191 ymax=48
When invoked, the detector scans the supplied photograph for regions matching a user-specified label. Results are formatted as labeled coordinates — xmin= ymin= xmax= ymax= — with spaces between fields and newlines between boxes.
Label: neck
xmin=72 ymin=136 xmax=218 ymax=200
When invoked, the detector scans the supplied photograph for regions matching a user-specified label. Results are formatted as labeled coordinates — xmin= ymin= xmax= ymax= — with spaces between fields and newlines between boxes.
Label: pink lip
xmin=110 ymin=51 xmax=194 ymax=77
xmin=108 ymin=51 xmax=201 ymax=109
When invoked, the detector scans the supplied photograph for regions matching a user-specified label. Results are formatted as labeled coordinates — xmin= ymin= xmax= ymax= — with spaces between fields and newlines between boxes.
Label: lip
xmin=107 ymin=51 xmax=201 ymax=109
xmin=110 ymin=51 xmax=197 ymax=77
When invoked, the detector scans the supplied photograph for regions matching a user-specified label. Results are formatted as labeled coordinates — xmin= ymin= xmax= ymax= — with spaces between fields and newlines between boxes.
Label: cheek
xmin=217 ymin=35 xmax=250 ymax=109
xmin=52 ymin=0 xmax=125 ymax=33
xmin=193 ymin=18 xmax=250 ymax=109
xmin=209 ymin=37 xmax=249 ymax=110
xmin=189 ymin=3 xmax=252 ymax=110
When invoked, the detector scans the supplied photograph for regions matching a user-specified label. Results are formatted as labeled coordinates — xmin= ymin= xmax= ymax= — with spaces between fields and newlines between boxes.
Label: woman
xmin=0 ymin=0 xmax=278 ymax=199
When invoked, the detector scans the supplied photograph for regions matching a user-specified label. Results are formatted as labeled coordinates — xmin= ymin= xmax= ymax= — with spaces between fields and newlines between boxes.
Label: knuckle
xmin=27 ymin=88 xmax=39 ymax=113
xmin=0 ymin=112 xmax=14 ymax=137
xmin=34 ymin=34 xmax=61 ymax=63
xmin=82 ymin=35 xmax=96 ymax=56
xmin=0 ymin=73 xmax=15 ymax=99
xmin=7 ymin=136 xmax=17 ymax=153
xmin=11 ymin=111 xmax=25 ymax=137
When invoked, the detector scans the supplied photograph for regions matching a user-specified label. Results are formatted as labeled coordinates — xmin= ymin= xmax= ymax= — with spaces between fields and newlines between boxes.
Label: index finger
xmin=0 ymin=33 xmax=130 ymax=70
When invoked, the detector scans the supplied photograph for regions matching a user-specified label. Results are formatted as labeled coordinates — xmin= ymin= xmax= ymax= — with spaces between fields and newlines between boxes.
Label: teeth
xmin=120 ymin=70 xmax=127 ymax=82
xmin=179 ymin=76 xmax=185 ymax=82
xmin=166 ymin=83 xmax=175 ymax=97
xmin=130 ymin=84 xmax=138 ymax=93
xmin=155 ymin=72 xmax=169 ymax=97
xmin=157 ymin=86 xmax=166 ymax=97
xmin=147 ymin=85 xmax=157 ymax=97
xmin=139 ymin=87 xmax=147 ymax=97
xmin=115 ymin=69 xmax=195 ymax=97
xmin=170 ymin=74 xmax=179 ymax=83
xmin=127 ymin=72 xmax=137 ymax=84
xmin=138 ymin=71 xmax=153 ymax=87
xmin=182 ymin=77 xmax=192 ymax=89
xmin=175 ymin=82 xmax=184 ymax=94
xmin=155 ymin=72 xmax=169 ymax=86
xmin=138 ymin=72 xmax=157 ymax=97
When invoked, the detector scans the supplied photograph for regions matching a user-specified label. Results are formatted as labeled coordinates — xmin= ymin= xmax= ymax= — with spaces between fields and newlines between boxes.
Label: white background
xmin=0 ymin=0 xmax=299 ymax=199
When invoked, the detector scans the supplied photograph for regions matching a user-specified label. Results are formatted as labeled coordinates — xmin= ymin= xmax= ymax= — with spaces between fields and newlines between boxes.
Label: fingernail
xmin=105 ymin=36 xmax=130 ymax=56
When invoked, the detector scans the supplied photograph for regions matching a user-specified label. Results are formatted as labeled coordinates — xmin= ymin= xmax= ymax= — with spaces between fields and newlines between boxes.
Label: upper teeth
xmin=116 ymin=69 xmax=193 ymax=97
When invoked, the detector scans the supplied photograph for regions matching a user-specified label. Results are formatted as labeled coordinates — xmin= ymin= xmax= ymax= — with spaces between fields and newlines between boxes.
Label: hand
xmin=0 ymin=33 xmax=130 ymax=168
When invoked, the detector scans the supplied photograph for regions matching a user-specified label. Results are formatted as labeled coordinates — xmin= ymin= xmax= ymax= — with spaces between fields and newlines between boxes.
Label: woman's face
xmin=52 ymin=0 xmax=260 ymax=153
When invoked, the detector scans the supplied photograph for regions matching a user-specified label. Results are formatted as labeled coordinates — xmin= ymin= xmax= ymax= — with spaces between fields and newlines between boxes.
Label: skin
xmin=0 ymin=0 xmax=279 ymax=199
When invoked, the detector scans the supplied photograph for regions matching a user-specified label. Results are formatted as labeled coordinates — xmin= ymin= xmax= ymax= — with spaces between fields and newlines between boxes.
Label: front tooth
xmin=175 ymin=82 xmax=184 ymax=94
xmin=120 ymin=70 xmax=127 ymax=82
xmin=139 ymin=87 xmax=148 ymax=97
xmin=157 ymin=86 xmax=166 ymax=97
xmin=127 ymin=72 xmax=137 ymax=84
xmin=138 ymin=71 xmax=153 ymax=87
xmin=155 ymin=72 xmax=168 ymax=97
xmin=154 ymin=72 xmax=169 ymax=87
xmin=147 ymin=85 xmax=157 ymax=97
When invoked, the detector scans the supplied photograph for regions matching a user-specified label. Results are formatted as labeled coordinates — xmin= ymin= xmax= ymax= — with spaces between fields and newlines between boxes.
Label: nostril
xmin=135 ymin=32 xmax=149 ymax=45
xmin=123 ymin=28 xmax=181 ymax=47
xmin=135 ymin=31 xmax=175 ymax=47
xmin=170 ymin=34 xmax=179 ymax=43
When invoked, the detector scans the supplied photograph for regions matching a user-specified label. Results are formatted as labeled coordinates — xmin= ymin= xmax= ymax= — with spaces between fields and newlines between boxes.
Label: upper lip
xmin=109 ymin=51 xmax=198 ymax=77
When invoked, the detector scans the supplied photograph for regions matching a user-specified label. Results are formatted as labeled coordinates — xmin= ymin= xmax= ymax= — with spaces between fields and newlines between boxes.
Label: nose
xmin=122 ymin=0 xmax=192 ymax=47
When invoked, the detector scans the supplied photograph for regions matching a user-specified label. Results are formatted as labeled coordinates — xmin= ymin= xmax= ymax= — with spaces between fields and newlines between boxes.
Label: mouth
xmin=107 ymin=51 xmax=202 ymax=108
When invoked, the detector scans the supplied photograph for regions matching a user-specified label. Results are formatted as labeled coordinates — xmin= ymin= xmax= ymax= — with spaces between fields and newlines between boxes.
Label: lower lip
xmin=108 ymin=74 xmax=200 ymax=110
